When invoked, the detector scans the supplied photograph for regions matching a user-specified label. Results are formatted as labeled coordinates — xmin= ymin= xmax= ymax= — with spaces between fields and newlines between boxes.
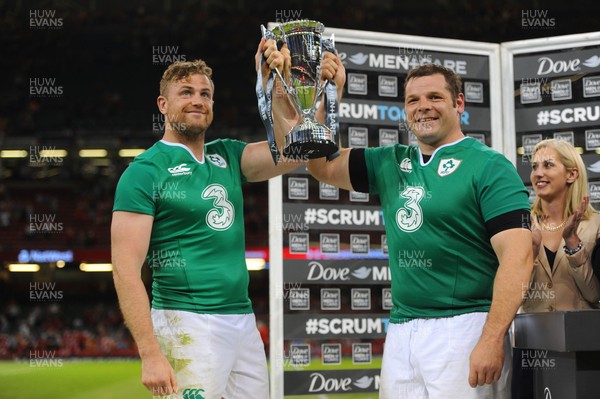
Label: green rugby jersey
xmin=364 ymin=137 xmax=529 ymax=322
xmin=113 ymin=139 xmax=252 ymax=314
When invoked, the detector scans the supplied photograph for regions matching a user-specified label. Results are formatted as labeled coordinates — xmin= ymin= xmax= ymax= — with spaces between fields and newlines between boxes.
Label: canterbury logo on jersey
xmin=168 ymin=163 xmax=192 ymax=176
xmin=182 ymin=388 xmax=206 ymax=399
xmin=399 ymin=158 xmax=412 ymax=173
xmin=438 ymin=158 xmax=462 ymax=177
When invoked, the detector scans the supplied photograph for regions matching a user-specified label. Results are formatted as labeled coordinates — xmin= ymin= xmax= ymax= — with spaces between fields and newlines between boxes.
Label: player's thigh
xmin=421 ymin=313 xmax=511 ymax=399
xmin=223 ymin=314 xmax=269 ymax=399
xmin=152 ymin=309 xmax=236 ymax=399
xmin=380 ymin=322 xmax=428 ymax=399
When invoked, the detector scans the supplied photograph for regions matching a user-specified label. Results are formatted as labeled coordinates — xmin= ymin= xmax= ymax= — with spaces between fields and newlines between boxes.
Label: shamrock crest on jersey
xmin=206 ymin=153 xmax=227 ymax=168
xmin=437 ymin=158 xmax=462 ymax=177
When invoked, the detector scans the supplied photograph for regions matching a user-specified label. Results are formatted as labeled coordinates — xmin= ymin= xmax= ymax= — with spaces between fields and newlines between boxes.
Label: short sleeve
xmin=113 ymin=162 xmax=157 ymax=216
xmin=364 ymin=146 xmax=389 ymax=195
xmin=211 ymin=139 xmax=248 ymax=184
xmin=478 ymin=153 xmax=530 ymax=222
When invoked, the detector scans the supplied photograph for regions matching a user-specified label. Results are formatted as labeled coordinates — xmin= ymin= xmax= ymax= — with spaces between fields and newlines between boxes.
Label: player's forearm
xmin=113 ymin=270 xmax=161 ymax=358
xmin=307 ymin=148 xmax=353 ymax=191
xmin=272 ymin=79 xmax=298 ymax=154
xmin=481 ymin=252 xmax=533 ymax=342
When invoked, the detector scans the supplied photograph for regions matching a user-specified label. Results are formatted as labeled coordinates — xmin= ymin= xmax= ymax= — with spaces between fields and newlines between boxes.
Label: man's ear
xmin=157 ymin=95 xmax=167 ymax=114
xmin=455 ymin=92 xmax=465 ymax=114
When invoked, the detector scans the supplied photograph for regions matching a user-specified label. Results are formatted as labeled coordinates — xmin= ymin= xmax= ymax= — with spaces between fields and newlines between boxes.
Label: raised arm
xmin=306 ymin=51 xmax=353 ymax=190
xmin=111 ymin=211 xmax=178 ymax=395
xmin=468 ymin=227 xmax=533 ymax=387
xmin=307 ymin=148 xmax=354 ymax=191
xmin=242 ymin=38 xmax=302 ymax=182
xmin=316 ymin=51 xmax=345 ymax=124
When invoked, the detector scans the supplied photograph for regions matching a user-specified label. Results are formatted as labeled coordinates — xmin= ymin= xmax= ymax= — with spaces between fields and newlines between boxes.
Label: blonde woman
xmin=525 ymin=138 xmax=600 ymax=311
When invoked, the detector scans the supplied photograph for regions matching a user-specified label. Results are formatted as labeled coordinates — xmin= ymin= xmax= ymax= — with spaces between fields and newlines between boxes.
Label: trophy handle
xmin=318 ymin=33 xmax=336 ymax=92
xmin=320 ymin=33 xmax=341 ymax=161
xmin=261 ymin=25 xmax=295 ymax=97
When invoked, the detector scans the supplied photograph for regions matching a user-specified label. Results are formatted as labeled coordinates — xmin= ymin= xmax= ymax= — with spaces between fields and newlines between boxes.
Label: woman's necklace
xmin=539 ymin=217 xmax=567 ymax=232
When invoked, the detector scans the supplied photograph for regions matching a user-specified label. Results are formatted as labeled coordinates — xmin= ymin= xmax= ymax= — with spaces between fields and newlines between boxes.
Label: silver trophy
xmin=261 ymin=20 xmax=339 ymax=160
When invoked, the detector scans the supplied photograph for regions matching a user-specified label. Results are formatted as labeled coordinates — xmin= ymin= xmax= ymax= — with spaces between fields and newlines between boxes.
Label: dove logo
xmin=587 ymin=160 xmax=600 ymax=174
xmin=583 ymin=55 xmax=600 ymax=68
xmin=289 ymin=288 xmax=310 ymax=310
xmin=537 ymin=56 xmax=581 ymax=76
xmin=289 ymin=289 xmax=309 ymax=299
xmin=322 ymin=343 xmax=342 ymax=365
xmin=349 ymin=127 xmax=369 ymax=148
xmin=353 ymin=344 xmax=371 ymax=354
xmin=289 ymin=233 xmax=309 ymax=254
xmin=351 ymin=266 xmax=372 ymax=280
xmin=308 ymin=261 xmax=349 ymax=281
xmin=351 ymin=234 xmax=370 ymax=254
xmin=589 ymin=183 xmax=600 ymax=202
xmin=353 ymin=289 xmax=370 ymax=299
xmin=348 ymin=73 xmax=368 ymax=95
xmin=584 ymin=77 xmax=600 ymax=98
xmin=290 ymin=344 xmax=311 ymax=366
xmin=352 ymin=343 xmax=372 ymax=364
xmin=353 ymin=376 xmax=374 ymax=389
xmin=288 ymin=177 xmax=309 ymax=200
xmin=323 ymin=345 xmax=340 ymax=354
xmin=380 ymin=129 xmax=399 ymax=146
xmin=320 ymin=234 xmax=340 ymax=254
xmin=321 ymin=288 xmax=341 ymax=310
xmin=382 ymin=288 xmax=393 ymax=310
xmin=349 ymin=53 xmax=369 ymax=65
xmin=308 ymin=373 xmax=352 ymax=393
xmin=351 ymin=288 xmax=371 ymax=310
xmin=320 ymin=182 xmax=339 ymax=200
xmin=321 ymin=289 xmax=340 ymax=299
xmin=586 ymin=130 xmax=600 ymax=151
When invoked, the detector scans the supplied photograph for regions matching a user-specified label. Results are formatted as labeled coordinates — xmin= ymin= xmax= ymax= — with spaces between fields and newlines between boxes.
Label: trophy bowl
xmin=269 ymin=20 xmax=338 ymax=159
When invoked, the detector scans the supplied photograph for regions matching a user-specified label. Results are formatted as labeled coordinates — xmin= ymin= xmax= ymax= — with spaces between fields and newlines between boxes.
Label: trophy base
xmin=283 ymin=119 xmax=338 ymax=159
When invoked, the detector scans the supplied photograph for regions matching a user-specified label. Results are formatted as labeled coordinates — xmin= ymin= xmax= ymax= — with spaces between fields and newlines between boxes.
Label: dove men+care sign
xmin=511 ymin=43 xmax=600 ymax=206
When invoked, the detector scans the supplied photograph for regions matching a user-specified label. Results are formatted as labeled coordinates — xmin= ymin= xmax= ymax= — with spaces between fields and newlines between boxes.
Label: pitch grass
xmin=0 ymin=358 xmax=382 ymax=398
xmin=0 ymin=360 xmax=148 ymax=399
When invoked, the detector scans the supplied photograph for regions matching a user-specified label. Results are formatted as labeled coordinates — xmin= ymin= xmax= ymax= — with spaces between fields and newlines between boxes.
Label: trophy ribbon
xmin=322 ymin=36 xmax=340 ymax=161
xmin=256 ymin=25 xmax=280 ymax=164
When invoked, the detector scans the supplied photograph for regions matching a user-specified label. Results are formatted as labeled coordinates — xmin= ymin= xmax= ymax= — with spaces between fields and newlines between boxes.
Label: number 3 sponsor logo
xmin=201 ymin=184 xmax=234 ymax=231
xmin=396 ymin=186 xmax=424 ymax=232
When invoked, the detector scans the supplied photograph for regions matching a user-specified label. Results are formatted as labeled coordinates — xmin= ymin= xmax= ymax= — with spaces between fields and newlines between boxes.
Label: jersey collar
xmin=159 ymin=140 xmax=205 ymax=164
xmin=418 ymin=136 xmax=471 ymax=167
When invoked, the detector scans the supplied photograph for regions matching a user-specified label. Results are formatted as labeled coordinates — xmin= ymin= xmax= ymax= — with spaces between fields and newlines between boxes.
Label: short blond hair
xmin=159 ymin=59 xmax=214 ymax=96
xmin=531 ymin=138 xmax=595 ymax=220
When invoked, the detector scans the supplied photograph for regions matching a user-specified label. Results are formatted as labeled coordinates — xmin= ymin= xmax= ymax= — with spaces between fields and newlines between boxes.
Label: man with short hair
xmin=111 ymin=39 xmax=342 ymax=399
xmin=307 ymin=63 xmax=533 ymax=398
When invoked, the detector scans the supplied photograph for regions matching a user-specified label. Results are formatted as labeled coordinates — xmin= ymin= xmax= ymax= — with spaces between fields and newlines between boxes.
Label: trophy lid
xmin=272 ymin=19 xmax=325 ymax=37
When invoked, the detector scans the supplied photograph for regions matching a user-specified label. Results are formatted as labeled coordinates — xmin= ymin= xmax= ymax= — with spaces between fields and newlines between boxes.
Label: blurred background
xmin=0 ymin=0 xmax=598 ymax=397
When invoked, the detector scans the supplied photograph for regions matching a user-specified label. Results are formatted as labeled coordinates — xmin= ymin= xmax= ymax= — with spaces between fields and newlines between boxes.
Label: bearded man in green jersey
xmin=112 ymin=39 xmax=344 ymax=399
xmin=307 ymin=64 xmax=533 ymax=399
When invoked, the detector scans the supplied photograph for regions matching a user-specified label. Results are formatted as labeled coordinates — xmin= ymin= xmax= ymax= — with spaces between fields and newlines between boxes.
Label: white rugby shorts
xmin=151 ymin=310 xmax=269 ymax=399
xmin=379 ymin=312 xmax=511 ymax=399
